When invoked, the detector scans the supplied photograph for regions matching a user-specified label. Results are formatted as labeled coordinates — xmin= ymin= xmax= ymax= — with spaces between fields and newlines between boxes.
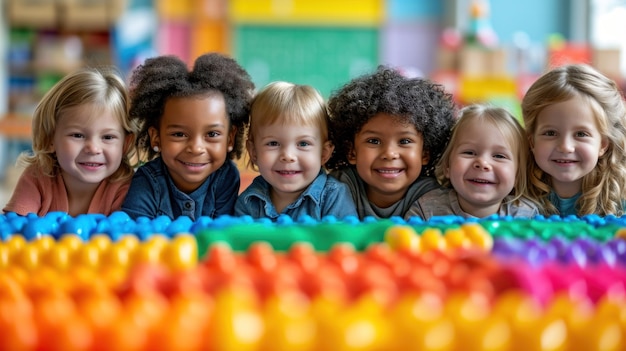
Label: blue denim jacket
xmin=234 ymin=170 xmax=357 ymax=221
xmin=121 ymin=158 xmax=240 ymax=220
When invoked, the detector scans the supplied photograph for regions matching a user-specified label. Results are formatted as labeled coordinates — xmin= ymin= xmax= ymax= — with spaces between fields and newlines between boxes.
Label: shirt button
xmin=184 ymin=202 xmax=191 ymax=209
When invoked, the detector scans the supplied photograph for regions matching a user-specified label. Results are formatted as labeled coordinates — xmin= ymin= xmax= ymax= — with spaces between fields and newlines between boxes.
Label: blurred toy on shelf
xmin=465 ymin=0 xmax=498 ymax=48
xmin=431 ymin=0 xmax=622 ymax=113
xmin=432 ymin=0 xmax=520 ymax=111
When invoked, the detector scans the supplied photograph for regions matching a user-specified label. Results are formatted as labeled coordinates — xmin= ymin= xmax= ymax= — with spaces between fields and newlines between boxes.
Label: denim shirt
xmin=121 ymin=157 xmax=240 ymax=220
xmin=234 ymin=170 xmax=357 ymax=221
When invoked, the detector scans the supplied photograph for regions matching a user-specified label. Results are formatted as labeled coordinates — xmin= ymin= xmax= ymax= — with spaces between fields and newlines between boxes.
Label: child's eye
xmin=70 ymin=133 xmax=85 ymax=139
xmin=460 ymin=150 xmax=475 ymax=156
xmin=102 ymin=135 xmax=117 ymax=141
xmin=366 ymin=138 xmax=380 ymax=145
xmin=493 ymin=154 xmax=509 ymax=159
xmin=266 ymin=141 xmax=279 ymax=147
xmin=297 ymin=141 xmax=311 ymax=148
xmin=207 ymin=131 xmax=220 ymax=138
xmin=575 ymin=131 xmax=590 ymax=137
xmin=399 ymin=139 xmax=413 ymax=145
xmin=542 ymin=130 xmax=557 ymax=136
xmin=171 ymin=132 xmax=186 ymax=138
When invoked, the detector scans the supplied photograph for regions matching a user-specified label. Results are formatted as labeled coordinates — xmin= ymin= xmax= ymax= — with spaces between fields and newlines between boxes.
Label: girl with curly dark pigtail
xmin=327 ymin=66 xmax=456 ymax=219
xmin=121 ymin=53 xmax=255 ymax=220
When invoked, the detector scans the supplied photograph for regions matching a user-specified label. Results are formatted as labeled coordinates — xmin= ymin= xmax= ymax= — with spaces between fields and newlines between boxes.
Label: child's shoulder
xmin=135 ymin=157 xmax=165 ymax=174
xmin=314 ymin=170 xmax=347 ymax=192
xmin=418 ymin=186 xmax=452 ymax=203
xmin=505 ymin=195 xmax=540 ymax=217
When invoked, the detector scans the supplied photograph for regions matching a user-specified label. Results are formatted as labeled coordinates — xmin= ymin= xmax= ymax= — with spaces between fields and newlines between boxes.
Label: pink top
xmin=2 ymin=165 xmax=131 ymax=216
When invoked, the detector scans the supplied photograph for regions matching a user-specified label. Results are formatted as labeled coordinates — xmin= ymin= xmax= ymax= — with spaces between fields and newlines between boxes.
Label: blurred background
xmin=0 ymin=0 xmax=625 ymax=208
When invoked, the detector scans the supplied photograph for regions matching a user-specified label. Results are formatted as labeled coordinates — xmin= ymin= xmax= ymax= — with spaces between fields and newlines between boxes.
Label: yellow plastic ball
xmin=384 ymin=225 xmax=420 ymax=252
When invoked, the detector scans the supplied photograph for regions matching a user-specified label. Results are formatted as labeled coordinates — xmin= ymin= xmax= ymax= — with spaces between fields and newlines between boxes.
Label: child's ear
xmin=228 ymin=126 xmax=237 ymax=152
xmin=347 ymin=145 xmax=357 ymax=165
xmin=321 ymin=141 xmax=334 ymax=165
xmin=148 ymin=127 xmax=160 ymax=150
xmin=599 ymin=137 xmax=609 ymax=157
xmin=422 ymin=150 xmax=430 ymax=166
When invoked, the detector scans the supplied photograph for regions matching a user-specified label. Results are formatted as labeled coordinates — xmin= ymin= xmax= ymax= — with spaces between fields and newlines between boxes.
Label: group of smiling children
xmin=3 ymin=52 xmax=626 ymax=222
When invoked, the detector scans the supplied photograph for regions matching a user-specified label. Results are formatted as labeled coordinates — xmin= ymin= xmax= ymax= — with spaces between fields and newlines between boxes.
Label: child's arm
xmin=404 ymin=200 xmax=427 ymax=220
xmin=2 ymin=167 xmax=44 ymax=216
xmin=321 ymin=177 xmax=358 ymax=220
xmin=212 ymin=160 xmax=241 ymax=217
xmin=109 ymin=179 xmax=131 ymax=213
xmin=233 ymin=196 xmax=247 ymax=217
xmin=120 ymin=167 xmax=162 ymax=220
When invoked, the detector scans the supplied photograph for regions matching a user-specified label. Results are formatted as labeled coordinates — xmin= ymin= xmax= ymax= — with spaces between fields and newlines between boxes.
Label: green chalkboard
xmin=233 ymin=25 xmax=379 ymax=98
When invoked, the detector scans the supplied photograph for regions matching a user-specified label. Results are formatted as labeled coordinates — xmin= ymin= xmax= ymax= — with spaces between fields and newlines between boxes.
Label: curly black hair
xmin=326 ymin=66 xmax=456 ymax=176
xmin=129 ymin=52 xmax=255 ymax=162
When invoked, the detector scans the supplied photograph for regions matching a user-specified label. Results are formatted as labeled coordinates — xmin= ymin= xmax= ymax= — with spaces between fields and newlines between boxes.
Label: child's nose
xmin=382 ymin=145 xmax=399 ymax=160
xmin=473 ymin=157 xmax=491 ymax=170
xmin=187 ymin=137 xmax=206 ymax=154
xmin=557 ymin=136 xmax=575 ymax=153
xmin=280 ymin=147 xmax=296 ymax=162
xmin=84 ymin=139 xmax=102 ymax=154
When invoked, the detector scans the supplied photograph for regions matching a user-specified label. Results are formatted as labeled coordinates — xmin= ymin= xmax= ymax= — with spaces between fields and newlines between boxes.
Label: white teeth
xmin=183 ymin=161 xmax=204 ymax=166
xmin=472 ymin=179 xmax=491 ymax=183
xmin=279 ymin=171 xmax=297 ymax=174
xmin=82 ymin=163 xmax=101 ymax=167
xmin=378 ymin=169 xmax=400 ymax=174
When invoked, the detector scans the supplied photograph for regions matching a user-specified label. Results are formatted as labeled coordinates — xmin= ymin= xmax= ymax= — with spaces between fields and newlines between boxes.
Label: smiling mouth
xmin=553 ymin=159 xmax=576 ymax=163
xmin=79 ymin=162 xmax=103 ymax=167
xmin=180 ymin=160 xmax=207 ymax=167
xmin=377 ymin=169 xmax=402 ymax=174
xmin=469 ymin=179 xmax=495 ymax=184
xmin=277 ymin=170 xmax=301 ymax=175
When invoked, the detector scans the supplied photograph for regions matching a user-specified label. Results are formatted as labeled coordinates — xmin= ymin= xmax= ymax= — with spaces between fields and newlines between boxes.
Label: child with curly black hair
xmin=121 ymin=53 xmax=254 ymax=220
xmin=326 ymin=66 xmax=456 ymax=219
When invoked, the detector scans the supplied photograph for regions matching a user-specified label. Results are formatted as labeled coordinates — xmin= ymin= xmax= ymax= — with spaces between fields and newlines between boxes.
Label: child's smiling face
xmin=531 ymin=97 xmax=608 ymax=198
xmin=349 ymin=113 xmax=429 ymax=208
xmin=248 ymin=122 xmax=333 ymax=210
xmin=53 ymin=103 xmax=129 ymax=191
xmin=149 ymin=94 xmax=234 ymax=193
xmin=445 ymin=119 xmax=518 ymax=217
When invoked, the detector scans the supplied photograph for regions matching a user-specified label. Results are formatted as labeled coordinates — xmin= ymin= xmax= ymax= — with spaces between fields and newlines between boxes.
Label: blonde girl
xmin=522 ymin=64 xmax=626 ymax=216
xmin=3 ymin=67 xmax=137 ymax=216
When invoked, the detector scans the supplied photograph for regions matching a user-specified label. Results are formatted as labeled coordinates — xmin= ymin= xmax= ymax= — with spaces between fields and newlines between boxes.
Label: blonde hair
xmin=522 ymin=64 xmax=626 ymax=216
xmin=435 ymin=104 xmax=530 ymax=205
xmin=246 ymin=81 xmax=330 ymax=169
xmin=19 ymin=67 xmax=138 ymax=182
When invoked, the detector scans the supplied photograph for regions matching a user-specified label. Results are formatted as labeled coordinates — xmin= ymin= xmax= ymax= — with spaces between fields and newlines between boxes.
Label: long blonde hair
xmin=522 ymin=64 xmax=626 ymax=216
xmin=19 ymin=67 xmax=138 ymax=182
